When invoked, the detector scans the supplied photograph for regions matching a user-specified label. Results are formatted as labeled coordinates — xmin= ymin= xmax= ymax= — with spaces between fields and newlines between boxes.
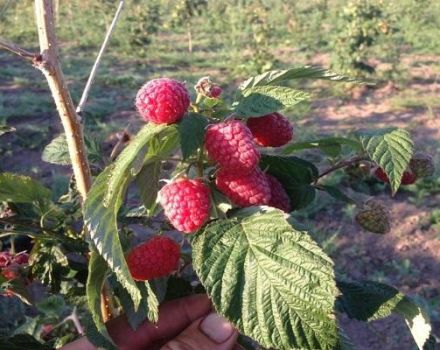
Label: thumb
xmin=161 ymin=313 xmax=238 ymax=350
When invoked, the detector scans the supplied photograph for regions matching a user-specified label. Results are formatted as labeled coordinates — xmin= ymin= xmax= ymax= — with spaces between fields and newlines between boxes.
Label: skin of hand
xmin=60 ymin=294 xmax=241 ymax=350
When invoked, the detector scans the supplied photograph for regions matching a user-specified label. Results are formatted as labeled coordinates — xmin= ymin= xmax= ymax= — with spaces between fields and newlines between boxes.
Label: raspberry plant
xmin=0 ymin=2 xmax=438 ymax=349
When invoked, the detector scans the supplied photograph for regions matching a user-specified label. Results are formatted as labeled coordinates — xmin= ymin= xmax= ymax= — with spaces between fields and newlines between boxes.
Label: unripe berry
xmin=126 ymin=236 xmax=180 ymax=281
xmin=409 ymin=152 xmax=435 ymax=178
xmin=135 ymin=78 xmax=190 ymax=124
xmin=355 ymin=199 xmax=391 ymax=234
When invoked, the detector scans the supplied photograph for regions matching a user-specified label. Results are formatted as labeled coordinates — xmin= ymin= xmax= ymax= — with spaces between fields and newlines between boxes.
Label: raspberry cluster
xmin=127 ymin=236 xmax=180 ymax=281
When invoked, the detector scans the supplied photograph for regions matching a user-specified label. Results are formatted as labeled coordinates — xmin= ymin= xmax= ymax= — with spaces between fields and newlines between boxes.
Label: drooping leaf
xmin=86 ymin=251 xmax=116 ymax=348
xmin=0 ymin=125 xmax=16 ymax=136
xmin=136 ymin=161 xmax=161 ymax=215
xmin=104 ymin=124 xmax=170 ymax=206
xmin=192 ymin=207 xmax=340 ymax=350
xmin=260 ymin=155 xmax=318 ymax=209
xmin=83 ymin=313 xmax=116 ymax=350
xmin=0 ymin=173 xmax=51 ymax=203
xmin=233 ymin=86 xmax=310 ymax=117
xmin=178 ymin=113 xmax=209 ymax=159
xmin=110 ymin=276 xmax=159 ymax=330
xmin=84 ymin=166 xmax=141 ymax=308
xmin=283 ymin=137 xmax=361 ymax=157
xmin=357 ymin=128 xmax=414 ymax=194
xmin=336 ymin=280 xmax=435 ymax=350
xmin=239 ymin=66 xmax=359 ymax=90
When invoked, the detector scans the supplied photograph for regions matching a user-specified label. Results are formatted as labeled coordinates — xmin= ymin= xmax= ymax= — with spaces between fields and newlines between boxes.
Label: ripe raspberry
xmin=409 ymin=152 xmax=435 ymax=178
xmin=159 ymin=178 xmax=211 ymax=233
xmin=205 ymin=120 xmax=260 ymax=174
xmin=210 ymin=86 xmax=223 ymax=98
xmin=215 ymin=168 xmax=271 ymax=207
xmin=135 ymin=78 xmax=190 ymax=124
xmin=1 ymin=267 xmax=19 ymax=281
xmin=355 ymin=199 xmax=391 ymax=234
xmin=126 ymin=236 xmax=180 ymax=281
xmin=0 ymin=252 xmax=12 ymax=268
xmin=266 ymin=175 xmax=291 ymax=212
xmin=374 ymin=167 xmax=417 ymax=185
xmin=13 ymin=252 xmax=29 ymax=265
xmin=246 ymin=112 xmax=293 ymax=147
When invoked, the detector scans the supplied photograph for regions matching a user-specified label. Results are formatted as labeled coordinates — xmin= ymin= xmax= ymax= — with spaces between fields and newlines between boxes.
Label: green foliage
xmin=331 ymin=0 xmax=399 ymax=77
xmin=192 ymin=208 xmax=340 ymax=350
xmin=178 ymin=113 xmax=209 ymax=159
xmin=0 ymin=173 xmax=51 ymax=204
xmin=357 ymin=127 xmax=414 ymax=194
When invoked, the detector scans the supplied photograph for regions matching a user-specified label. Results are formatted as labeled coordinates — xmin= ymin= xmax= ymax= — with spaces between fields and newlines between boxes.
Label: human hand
xmin=61 ymin=294 xmax=239 ymax=350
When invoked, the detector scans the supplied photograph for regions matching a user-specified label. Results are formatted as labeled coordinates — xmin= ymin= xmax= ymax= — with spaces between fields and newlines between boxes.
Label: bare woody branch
xmin=34 ymin=0 xmax=92 ymax=200
xmin=76 ymin=0 xmax=125 ymax=115
xmin=0 ymin=37 xmax=37 ymax=61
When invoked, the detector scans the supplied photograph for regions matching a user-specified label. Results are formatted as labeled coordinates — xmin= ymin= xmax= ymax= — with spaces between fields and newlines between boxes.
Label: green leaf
xmin=42 ymin=134 xmax=104 ymax=166
xmin=192 ymin=207 xmax=339 ymax=350
xmin=336 ymin=280 xmax=435 ymax=350
xmin=240 ymin=66 xmax=359 ymax=90
xmin=283 ymin=137 xmax=361 ymax=157
xmin=84 ymin=313 xmax=116 ymax=350
xmin=104 ymin=124 xmax=170 ymax=206
xmin=136 ymin=162 xmax=161 ymax=215
xmin=0 ymin=125 xmax=16 ymax=136
xmin=0 ymin=334 xmax=53 ymax=350
xmin=84 ymin=167 xmax=141 ymax=309
xmin=86 ymin=252 xmax=115 ymax=347
xmin=36 ymin=295 xmax=66 ymax=318
xmin=85 ymin=124 xmax=177 ymax=310
xmin=110 ymin=276 xmax=159 ymax=330
xmin=178 ymin=113 xmax=209 ymax=159
xmin=260 ymin=155 xmax=318 ymax=210
xmin=233 ymin=86 xmax=310 ymax=117
xmin=42 ymin=134 xmax=71 ymax=165
xmin=0 ymin=173 xmax=51 ymax=203
xmin=357 ymin=127 xmax=414 ymax=194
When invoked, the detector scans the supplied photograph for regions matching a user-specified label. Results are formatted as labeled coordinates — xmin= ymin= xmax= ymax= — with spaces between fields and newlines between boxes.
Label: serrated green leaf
xmin=178 ymin=113 xmax=209 ymax=159
xmin=336 ymin=280 xmax=435 ymax=350
xmin=283 ymin=137 xmax=361 ymax=157
xmin=240 ymin=66 xmax=359 ymax=90
xmin=36 ymin=295 xmax=66 ymax=318
xmin=0 ymin=173 xmax=51 ymax=203
xmin=233 ymin=86 xmax=310 ymax=117
xmin=192 ymin=207 xmax=339 ymax=350
xmin=84 ymin=167 xmax=141 ymax=309
xmin=104 ymin=124 xmax=170 ymax=206
xmin=357 ymin=128 xmax=414 ymax=194
xmin=42 ymin=134 xmax=104 ymax=166
xmin=260 ymin=155 xmax=318 ymax=210
xmin=84 ymin=313 xmax=116 ymax=350
xmin=110 ymin=276 xmax=159 ymax=330
xmin=86 ymin=252 xmax=115 ymax=347
xmin=0 ymin=125 xmax=16 ymax=136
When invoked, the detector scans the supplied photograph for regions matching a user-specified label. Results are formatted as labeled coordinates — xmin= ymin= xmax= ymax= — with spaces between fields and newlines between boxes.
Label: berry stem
xmin=316 ymin=156 xmax=369 ymax=182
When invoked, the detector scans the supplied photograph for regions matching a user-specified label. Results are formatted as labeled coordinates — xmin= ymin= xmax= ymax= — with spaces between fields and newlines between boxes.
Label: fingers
xmin=106 ymin=294 xmax=212 ymax=350
xmin=160 ymin=312 xmax=238 ymax=350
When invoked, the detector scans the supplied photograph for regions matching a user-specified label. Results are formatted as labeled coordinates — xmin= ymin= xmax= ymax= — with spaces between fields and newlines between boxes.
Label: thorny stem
xmin=76 ymin=0 xmax=125 ymax=116
xmin=316 ymin=156 xmax=369 ymax=183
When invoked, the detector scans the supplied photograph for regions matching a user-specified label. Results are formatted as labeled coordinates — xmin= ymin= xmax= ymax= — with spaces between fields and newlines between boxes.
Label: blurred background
xmin=0 ymin=1 xmax=439 ymax=349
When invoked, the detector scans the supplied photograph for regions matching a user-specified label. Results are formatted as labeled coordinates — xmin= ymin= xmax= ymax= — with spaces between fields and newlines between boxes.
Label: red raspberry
xmin=247 ymin=112 xmax=293 ymax=147
xmin=13 ymin=252 xmax=29 ymax=265
xmin=126 ymin=236 xmax=180 ymax=281
xmin=1 ymin=267 xmax=19 ymax=281
xmin=159 ymin=178 xmax=211 ymax=233
xmin=135 ymin=78 xmax=190 ymax=124
xmin=210 ymin=86 xmax=223 ymax=98
xmin=266 ymin=175 xmax=291 ymax=212
xmin=374 ymin=168 xmax=417 ymax=185
xmin=215 ymin=168 xmax=271 ymax=207
xmin=0 ymin=252 xmax=12 ymax=268
xmin=205 ymin=120 xmax=260 ymax=174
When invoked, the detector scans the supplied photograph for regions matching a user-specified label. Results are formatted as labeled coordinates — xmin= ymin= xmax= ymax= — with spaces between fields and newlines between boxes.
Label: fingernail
xmin=200 ymin=313 xmax=234 ymax=344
